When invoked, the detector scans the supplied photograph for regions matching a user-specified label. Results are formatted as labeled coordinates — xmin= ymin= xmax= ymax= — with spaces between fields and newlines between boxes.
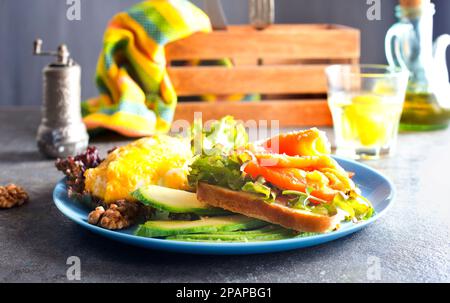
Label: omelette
xmin=84 ymin=135 xmax=193 ymax=203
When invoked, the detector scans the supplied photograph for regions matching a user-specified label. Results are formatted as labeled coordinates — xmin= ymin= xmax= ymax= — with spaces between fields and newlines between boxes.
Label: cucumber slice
xmin=167 ymin=230 xmax=296 ymax=242
xmin=132 ymin=185 xmax=229 ymax=216
xmin=211 ymin=225 xmax=285 ymax=235
xmin=135 ymin=215 xmax=267 ymax=238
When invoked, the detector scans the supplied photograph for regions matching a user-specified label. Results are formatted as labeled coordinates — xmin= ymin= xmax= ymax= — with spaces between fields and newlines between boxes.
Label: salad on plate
xmin=55 ymin=116 xmax=374 ymax=242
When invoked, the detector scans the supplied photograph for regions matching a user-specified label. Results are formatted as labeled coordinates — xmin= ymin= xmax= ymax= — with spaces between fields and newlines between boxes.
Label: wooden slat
xmin=166 ymin=24 xmax=360 ymax=60
xmin=173 ymin=100 xmax=332 ymax=127
xmin=168 ymin=65 xmax=327 ymax=95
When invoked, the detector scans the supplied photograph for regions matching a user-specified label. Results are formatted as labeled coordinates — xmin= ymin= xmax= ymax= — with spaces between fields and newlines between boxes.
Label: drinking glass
xmin=325 ymin=64 xmax=409 ymax=159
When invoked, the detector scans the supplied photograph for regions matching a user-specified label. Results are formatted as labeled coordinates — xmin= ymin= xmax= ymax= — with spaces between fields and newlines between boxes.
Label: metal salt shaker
xmin=33 ymin=39 xmax=89 ymax=158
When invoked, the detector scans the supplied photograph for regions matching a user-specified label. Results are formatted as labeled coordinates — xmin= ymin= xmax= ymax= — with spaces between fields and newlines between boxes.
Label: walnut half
xmin=0 ymin=184 xmax=29 ymax=209
xmin=87 ymin=200 xmax=140 ymax=230
xmin=87 ymin=206 xmax=105 ymax=225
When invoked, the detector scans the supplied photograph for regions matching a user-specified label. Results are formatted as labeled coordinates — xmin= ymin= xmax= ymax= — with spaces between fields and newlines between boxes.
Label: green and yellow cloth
xmin=83 ymin=0 xmax=212 ymax=137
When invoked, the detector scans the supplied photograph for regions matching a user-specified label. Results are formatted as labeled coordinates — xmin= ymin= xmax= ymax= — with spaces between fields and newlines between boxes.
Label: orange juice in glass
xmin=325 ymin=65 xmax=409 ymax=159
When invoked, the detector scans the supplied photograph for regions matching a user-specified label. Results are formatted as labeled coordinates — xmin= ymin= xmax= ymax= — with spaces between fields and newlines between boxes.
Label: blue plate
xmin=53 ymin=156 xmax=395 ymax=255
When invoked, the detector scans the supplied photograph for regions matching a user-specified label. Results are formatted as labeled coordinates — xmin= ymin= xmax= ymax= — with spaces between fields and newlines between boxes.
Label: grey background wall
xmin=1 ymin=0 xmax=449 ymax=106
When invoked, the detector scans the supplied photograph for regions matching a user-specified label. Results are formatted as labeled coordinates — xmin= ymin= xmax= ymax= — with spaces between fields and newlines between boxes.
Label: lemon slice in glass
xmin=344 ymin=94 xmax=388 ymax=146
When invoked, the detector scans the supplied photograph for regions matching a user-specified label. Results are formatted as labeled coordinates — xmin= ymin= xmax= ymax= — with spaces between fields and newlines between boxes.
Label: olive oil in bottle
xmin=385 ymin=0 xmax=450 ymax=131
xmin=400 ymin=92 xmax=450 ymax=131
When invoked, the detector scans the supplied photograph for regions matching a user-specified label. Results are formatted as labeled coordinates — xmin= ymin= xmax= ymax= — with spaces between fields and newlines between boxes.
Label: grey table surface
xmin=0 ymin=108 xmax=449 ymax=283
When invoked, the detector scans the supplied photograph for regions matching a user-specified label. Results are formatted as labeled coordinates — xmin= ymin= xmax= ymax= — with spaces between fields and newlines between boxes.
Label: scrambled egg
xmin=84 ymin=135 xmax=192 ymax=203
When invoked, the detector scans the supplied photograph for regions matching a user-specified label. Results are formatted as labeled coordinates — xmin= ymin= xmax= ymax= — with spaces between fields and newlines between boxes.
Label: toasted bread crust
xmin=197 ymin=183 xmax=341 ymax=233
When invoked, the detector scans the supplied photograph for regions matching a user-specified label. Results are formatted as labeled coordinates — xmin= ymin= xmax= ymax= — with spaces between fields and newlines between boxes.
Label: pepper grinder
xmin=249 ymin=0 xmax=274 ymax=30
xmin=33 ymin=39 xmax=89 ymax=158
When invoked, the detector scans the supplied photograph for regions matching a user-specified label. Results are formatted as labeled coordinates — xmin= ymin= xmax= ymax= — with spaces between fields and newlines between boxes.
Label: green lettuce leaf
xmin=188 ymin=152 xmax=277 ymax=203
xmin=188 ymin=153 xmax=245 ymax=191
xmin=281 ymin=189 xmax=374 ymax=221
xmin=342 ymin=191 xmax=374 ymax=220
xmin=241 ymin=181 xmax=275 ymax=203
xmin=191 ymin=115 xmax=248 ymax=155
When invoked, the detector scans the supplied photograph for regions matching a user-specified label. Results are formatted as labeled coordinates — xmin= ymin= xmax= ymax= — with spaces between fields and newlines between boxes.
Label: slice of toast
xmin=197 ymin=182 xmax=342 ymax=233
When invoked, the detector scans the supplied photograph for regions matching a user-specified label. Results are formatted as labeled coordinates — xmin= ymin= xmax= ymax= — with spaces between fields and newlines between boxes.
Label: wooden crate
xmin=166 ymin=24 xmax=360 ymax=127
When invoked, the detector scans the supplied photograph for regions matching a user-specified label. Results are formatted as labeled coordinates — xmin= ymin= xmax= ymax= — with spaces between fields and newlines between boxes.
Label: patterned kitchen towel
xmin=82 ymin=0 xmax=212 ymax=137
